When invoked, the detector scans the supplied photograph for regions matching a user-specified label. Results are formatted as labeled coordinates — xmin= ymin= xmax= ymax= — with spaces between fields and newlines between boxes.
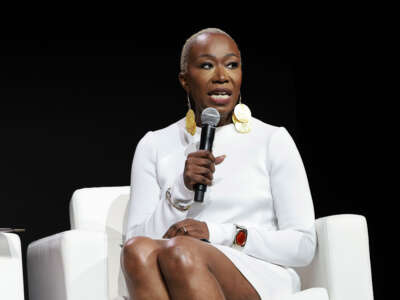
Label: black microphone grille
xmin=201 ymin=107 xmax=220 ymax=127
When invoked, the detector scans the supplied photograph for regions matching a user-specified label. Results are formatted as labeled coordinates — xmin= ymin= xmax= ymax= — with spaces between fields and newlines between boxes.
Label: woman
xmin=122 ymin=28 xmax=316 ymax=300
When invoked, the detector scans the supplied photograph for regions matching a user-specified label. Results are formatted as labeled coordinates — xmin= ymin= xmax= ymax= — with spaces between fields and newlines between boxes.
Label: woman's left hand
xmin=163 ymin=218 xmax=209 ymax=240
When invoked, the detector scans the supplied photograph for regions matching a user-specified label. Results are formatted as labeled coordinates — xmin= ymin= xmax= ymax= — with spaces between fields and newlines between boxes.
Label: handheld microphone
xmin=194 ymin=107 xmax=220 ymax=202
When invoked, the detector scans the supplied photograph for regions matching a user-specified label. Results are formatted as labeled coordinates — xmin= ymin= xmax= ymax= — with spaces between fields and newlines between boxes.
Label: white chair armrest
xmin=27 ymin=230 xmax=111 ymax=300
xmin=295 ymin=214 xmax=374 ymax=300
xmin=0 ymin=233 xmax=24 ymax=300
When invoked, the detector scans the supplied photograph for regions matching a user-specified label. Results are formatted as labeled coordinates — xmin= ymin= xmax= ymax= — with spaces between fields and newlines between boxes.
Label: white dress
xmin=125 ymin=117 xmax=317 ymax=300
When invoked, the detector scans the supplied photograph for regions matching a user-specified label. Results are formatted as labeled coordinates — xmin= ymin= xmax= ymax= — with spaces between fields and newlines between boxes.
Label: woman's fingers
xmin=193 ymin=174 xmax=212 ymax=186
xmin=163 ymin=223 xmax=184 ymax=238
xmin=162 ymin=227 xmax=174 ymax=238
xmin=215 ymin=154 xmax=226 ymax=165
xmin=192 ymin=165 xmax=213 ymax=179
xmin=184 ymin=168 xmax=213 ymax=188
xmin=188 ymin=150 xmax=216 ymax=162
xmin=163 ymin=219 xmax=209 ymax=240
xmin=164 ymin=220 xmax=188 ymax=238
xmin=184 ymin=151 xmax=225 ymax=190
xmin=187 ymin=157 xmax=215 ymax=172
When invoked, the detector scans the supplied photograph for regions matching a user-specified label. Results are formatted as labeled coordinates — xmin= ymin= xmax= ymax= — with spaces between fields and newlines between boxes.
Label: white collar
xmin=177 ymin=117 xmax=235 ymax=144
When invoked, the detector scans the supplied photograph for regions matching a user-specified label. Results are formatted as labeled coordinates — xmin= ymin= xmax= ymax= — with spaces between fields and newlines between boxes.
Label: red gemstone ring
xmin=233 ymin=224 xmax=247 ymax=248
xmin=235 ymin=230 xmax=247 ymax=245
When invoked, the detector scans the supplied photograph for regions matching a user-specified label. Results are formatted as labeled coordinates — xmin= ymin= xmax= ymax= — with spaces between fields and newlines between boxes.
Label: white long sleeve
xmin=204 ymin=127 xmax=316 ymax=267
xmin=125 ymin=131 xmax=193 ymax=241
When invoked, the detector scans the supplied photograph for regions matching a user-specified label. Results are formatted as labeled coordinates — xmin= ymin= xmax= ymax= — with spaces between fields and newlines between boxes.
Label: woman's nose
xmin=212 ymin=65 xmax=228 ymax=83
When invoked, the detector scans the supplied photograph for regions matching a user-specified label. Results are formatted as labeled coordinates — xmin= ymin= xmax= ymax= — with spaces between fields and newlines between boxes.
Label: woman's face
xmin=179 ymin=33 xmax=242 ymax=125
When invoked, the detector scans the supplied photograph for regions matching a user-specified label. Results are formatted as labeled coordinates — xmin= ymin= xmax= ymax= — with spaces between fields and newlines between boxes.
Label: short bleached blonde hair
xmin=179 ymin=28 xmax=241 ymax=73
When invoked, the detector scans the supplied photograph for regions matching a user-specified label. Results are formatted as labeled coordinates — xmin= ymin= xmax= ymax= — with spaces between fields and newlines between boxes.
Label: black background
xmin=1 ymin=21 xmax=383 ymax=300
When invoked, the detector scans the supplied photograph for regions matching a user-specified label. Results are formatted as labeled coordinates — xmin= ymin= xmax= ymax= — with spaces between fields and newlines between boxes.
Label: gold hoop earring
xmin=185 ymin=94 xmax=196 ymax=135
xmin=232 ymin=94 xmax=252 ymax=133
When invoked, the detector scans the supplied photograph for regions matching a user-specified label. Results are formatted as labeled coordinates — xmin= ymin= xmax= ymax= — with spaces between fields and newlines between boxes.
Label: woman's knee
xmin=122 ymin=236 xmax=159 ymax=272
xmin=158 ymin=236 xmax=202 ymax=276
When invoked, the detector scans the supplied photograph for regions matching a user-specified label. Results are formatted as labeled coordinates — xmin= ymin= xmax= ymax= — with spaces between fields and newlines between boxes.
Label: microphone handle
xmin=194 ymin=124 xmax=216 ymax=202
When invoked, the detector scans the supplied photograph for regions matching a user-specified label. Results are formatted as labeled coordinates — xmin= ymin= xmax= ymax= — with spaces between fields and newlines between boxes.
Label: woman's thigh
xmin=155 ymin=236 xmax=261 ymax=300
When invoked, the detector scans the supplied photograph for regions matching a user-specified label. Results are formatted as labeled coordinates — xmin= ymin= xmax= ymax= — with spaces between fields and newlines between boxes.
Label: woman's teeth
xmin=211 ymin=94 xmax=230 ymax=99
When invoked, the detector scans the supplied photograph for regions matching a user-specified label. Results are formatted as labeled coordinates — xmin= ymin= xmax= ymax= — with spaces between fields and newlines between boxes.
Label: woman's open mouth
xmin=208 ymin=88 xmax=232 ymax=105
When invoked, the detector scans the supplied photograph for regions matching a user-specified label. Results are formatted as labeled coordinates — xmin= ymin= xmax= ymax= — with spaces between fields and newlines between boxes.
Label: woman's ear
xmin=178 ymin=72 xmax=189 ymax=93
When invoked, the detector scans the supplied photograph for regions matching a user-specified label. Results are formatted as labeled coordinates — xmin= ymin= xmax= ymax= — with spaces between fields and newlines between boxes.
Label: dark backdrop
xmin=0 ymin=25 xmax=383 ymax=299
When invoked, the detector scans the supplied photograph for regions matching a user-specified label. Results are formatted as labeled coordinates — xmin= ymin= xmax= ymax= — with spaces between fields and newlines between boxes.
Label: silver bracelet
xmin=166 ymin=187 xmax=193 ymax=211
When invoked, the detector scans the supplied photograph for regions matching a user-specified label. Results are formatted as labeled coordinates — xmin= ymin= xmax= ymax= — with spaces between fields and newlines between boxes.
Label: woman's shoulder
xmin=251 ymin=117 xmax=283 ymax=138
xmin=149 ymin=118 xmax=184 ymax=138
xmin=250 ymin=117 xmax=299 ymax=151
xmin=137 ymin=118 xmax=184 ymax=149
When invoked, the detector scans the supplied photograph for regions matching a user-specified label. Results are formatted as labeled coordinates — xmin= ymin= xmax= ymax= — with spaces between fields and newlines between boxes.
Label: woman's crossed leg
xmin=122 ymin=235 xmax=261 ymax=300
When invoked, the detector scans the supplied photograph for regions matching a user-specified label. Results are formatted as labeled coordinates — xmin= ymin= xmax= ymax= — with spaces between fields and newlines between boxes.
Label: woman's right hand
xmin=183 ymin=150 xmax=226 ymax=190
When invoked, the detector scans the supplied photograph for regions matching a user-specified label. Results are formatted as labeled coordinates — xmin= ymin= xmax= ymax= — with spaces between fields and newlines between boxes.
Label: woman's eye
xmin=227 ymin=62 xmax=239 ymax=69
xmin=200 ymin=63 xmax=213 ymax=70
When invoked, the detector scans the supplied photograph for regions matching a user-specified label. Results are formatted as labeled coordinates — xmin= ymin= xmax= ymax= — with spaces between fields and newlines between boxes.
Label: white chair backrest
xmin=69 ymin=186 xmax=131 ymax=299
xmin=69 ymin=186 xmax=130 ymax=239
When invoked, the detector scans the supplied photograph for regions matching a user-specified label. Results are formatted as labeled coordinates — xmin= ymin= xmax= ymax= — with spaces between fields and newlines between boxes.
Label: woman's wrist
xmin=206 ymin=221 xmax=236 ymax=245
xmin=166 ymin=187 xmax=194 ymax=211
xmin=167 ymin=173 xmax=195 ymax=211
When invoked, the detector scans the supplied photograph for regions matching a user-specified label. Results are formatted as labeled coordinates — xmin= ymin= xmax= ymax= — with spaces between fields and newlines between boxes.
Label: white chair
xmin=27 ymin=187 xmax=374 ymax=300
xmin=0 ymin=232 xmax=25 ymax=300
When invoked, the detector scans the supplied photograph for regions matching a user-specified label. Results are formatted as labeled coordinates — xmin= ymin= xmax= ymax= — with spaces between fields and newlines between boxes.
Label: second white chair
xmin=0 ymin=232 xmax=25 ymax=300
